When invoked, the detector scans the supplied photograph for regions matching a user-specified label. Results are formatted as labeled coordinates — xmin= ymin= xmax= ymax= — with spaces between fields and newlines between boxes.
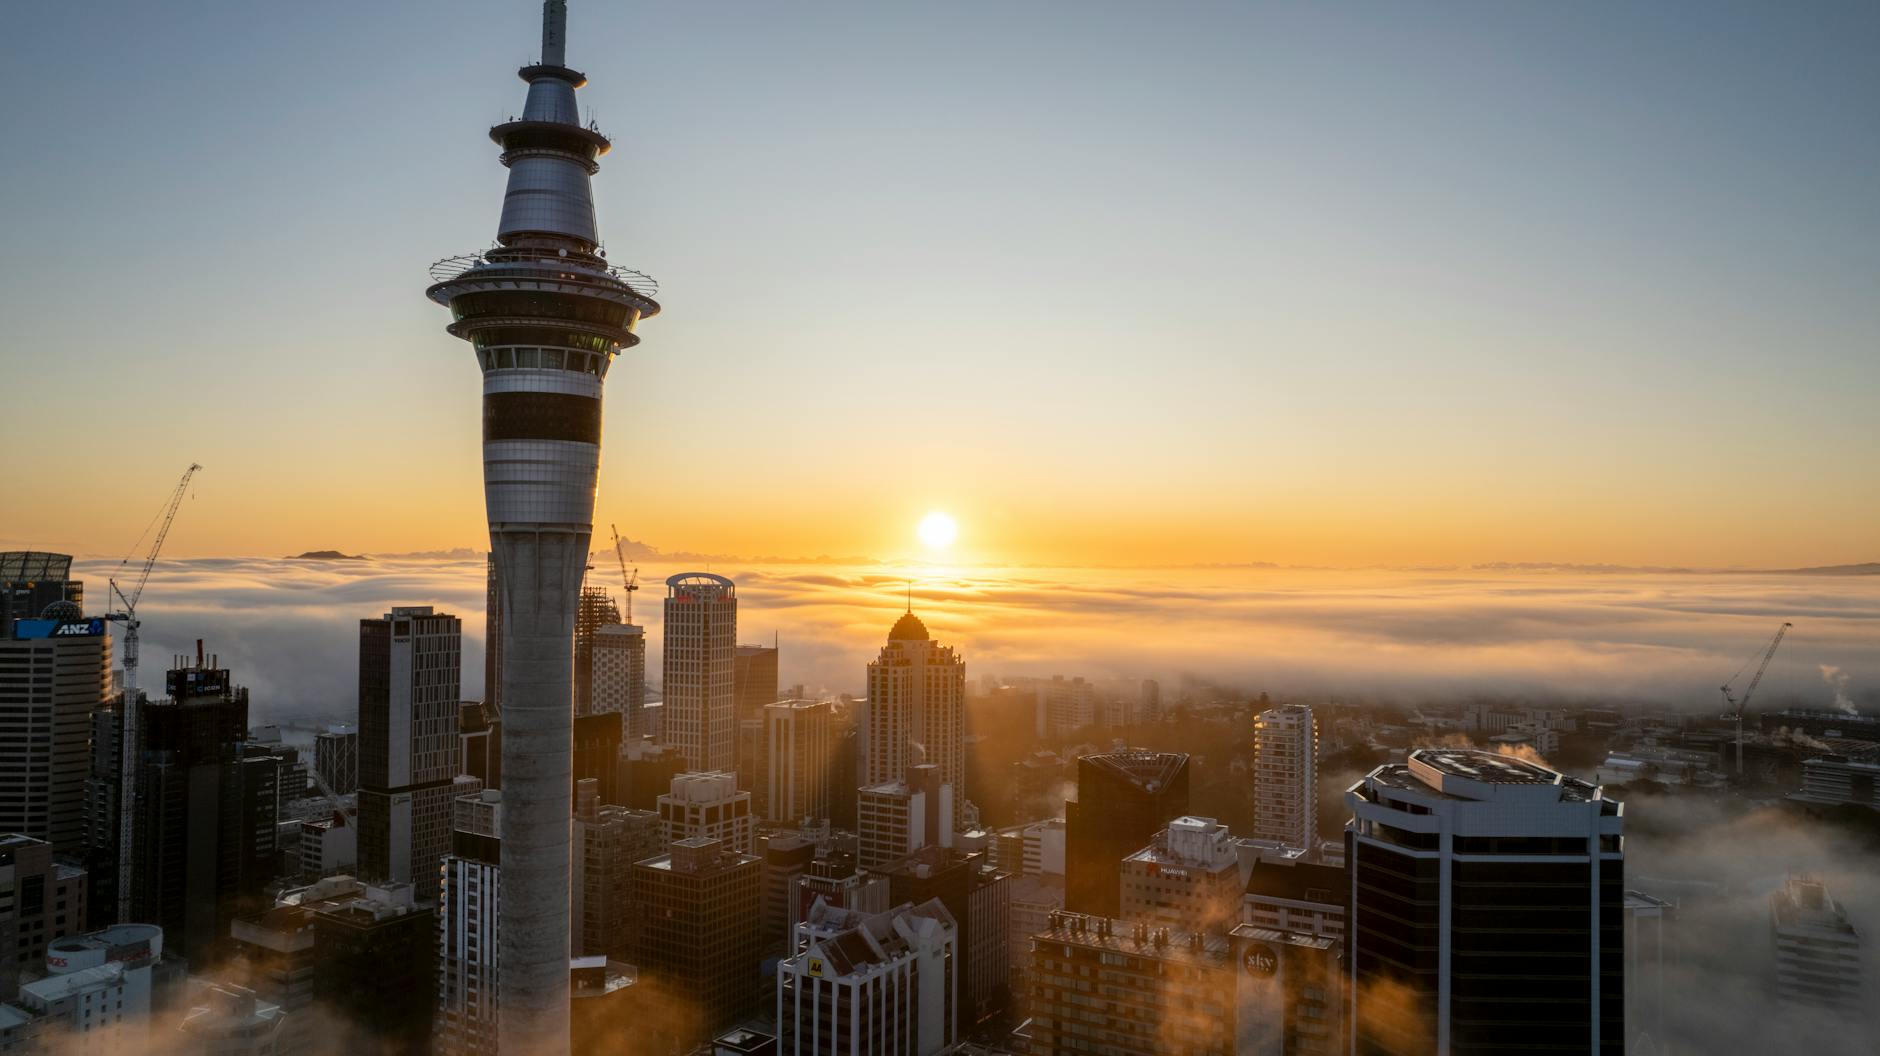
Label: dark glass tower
xmin=1063 ymin=750 xmax=1190 ymax=917
xmin=424 ymin=2 xmax=659 ymax=1048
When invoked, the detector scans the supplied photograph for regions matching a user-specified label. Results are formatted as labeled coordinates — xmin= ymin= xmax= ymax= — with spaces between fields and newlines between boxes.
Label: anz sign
xmin=13 ymin=618 xmax=105 ymax=639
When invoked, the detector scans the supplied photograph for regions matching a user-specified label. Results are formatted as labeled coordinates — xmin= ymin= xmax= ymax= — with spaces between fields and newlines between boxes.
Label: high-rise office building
xmin=1063 ymin=751 xmax=1189 ymax=917
xmin=1771 ymin=874 xmax=1863 ymax=1014
xmin=735 ymin=644 xmax=780 ymax=720
xmin=657 ymin=771 xmax=752 ymax=854
xmin=573 ymin=778 xmax=663 ymax=961
xmin=308 ymin=880 xmax=435 ymax=1056
xmin=858 ymin=764 xmax=955 ymax=871
xmin=440 ymin=788 xmax=503 ymax=1056
xmin=664 ymin=574 xmax=738 ymax=773
xmin=312 ymin=725 xmax=358 ymax=796
xmin=734 ymin=644 xmax=779 ymax=799
xmin=130 ymin=653 xmax=269 ymax=966
xmin=572 ymin=710 xmax=624 ymax=806
xmin=573 ymin=585 xmax=621 ymax=717
xmin=632 ymin=837 xmax=761 ymax=1048
xmin=0 ymin=553 xmax=84 ymax=639
xmin=766 ymin=699 xmax=833 ymax=825
xmin=356 ymin=606 xmax=461 ymax=902
xmin=1345 ymin=748 xmax=1624 ymax=1055
xmin=1139 ymin=679 xmax=1161 ymax=724
xmin=1028 ymin=913 xmax=1233 ymax=1054
xmin=776 ymin=899 xmax=958 ymax=1056
xmin=0 ymin=592 xmax=109 ymax=857
xmin=0 ymin=834 xmax=87 ymax=999
xmin=760 ymin=832 xmax=818 ymax=954
xmin=863 ymin=611 xmax=966 ymax=795
xmin=591 ymin=623 xmax=647 ymax=737
xmin=82 ymin=702 xmax=123 ymax=923
xmin=426 ymin=0 xmax=662 ymax=1042
xmin=1118 ymin=816 xmax=1243 ymax=934
xmin=1253 ymin=703 xmax=1318 ymax=854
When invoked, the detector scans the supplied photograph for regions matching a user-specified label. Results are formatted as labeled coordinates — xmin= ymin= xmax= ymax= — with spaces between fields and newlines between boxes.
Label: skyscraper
xmin=591 ymin=622 xmax=646 ymax=736
xmin=483 ymin=553 xmax=502 ymax=713
xmin=1345 ymin=748 xmax=1625 ymax=1055
xmin=356 ymin=606 xmax=461 ymax=902
xmin=632 ymin=837 xmax=761 ymax=1048
xmin=130 ymin=652 xmax=266 ymax=965
xmin=425 ymin=0 xmax=661 ymax=1044
xmin=440 ymin=788 xmax=503 ymax=1056
xmin=657 ymin=771 xmax=753 ymax=854
xmin=1063 ymin=751 xmax=1189 ymax=918
xmin=0 ymin=834 xmax=88 ymax=999
xmin=1771 ymin=874 xmax=1864 ymax=1014
xmin=0 ymin=573 xmax=108 ymax=857
xmin=765 ymin=699 xmax=833 ymax=825
xmin=1252 ymin=703 xmax=1318 ymax=854
xmin=663 ymin=574 xmax=738 ymax=773
xmin=862 ymin=610 xmax=966 ymax=794
xmin=572 ymin=585 xmax=621 ymax=716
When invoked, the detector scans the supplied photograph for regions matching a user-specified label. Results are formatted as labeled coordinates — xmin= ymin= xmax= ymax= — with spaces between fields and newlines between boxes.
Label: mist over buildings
xmin=77 ymin=554 xmax=1879 ymax=723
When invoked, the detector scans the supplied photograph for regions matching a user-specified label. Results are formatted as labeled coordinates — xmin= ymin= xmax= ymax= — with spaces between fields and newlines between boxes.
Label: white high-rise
xmin=590 ymin=623 xmax=646 ymax=735
xmin=1252 ymin=703 xmax=1317 ymax=854
xmin=440 ymin=787 xmax=503 ymax=1056
xmin=862 ymin=611 xmax=966 ymax=793
xmin=662 ymin=574 xmax=737 ymax=773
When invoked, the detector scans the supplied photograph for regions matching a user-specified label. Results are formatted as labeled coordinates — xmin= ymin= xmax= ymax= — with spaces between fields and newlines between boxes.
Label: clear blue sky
xmin=3 ymin=1 xmax=1877 ymax=566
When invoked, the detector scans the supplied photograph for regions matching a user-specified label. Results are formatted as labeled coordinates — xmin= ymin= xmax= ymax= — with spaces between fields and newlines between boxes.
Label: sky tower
xmin=425 ymin=2 xmax=659 ymax=1050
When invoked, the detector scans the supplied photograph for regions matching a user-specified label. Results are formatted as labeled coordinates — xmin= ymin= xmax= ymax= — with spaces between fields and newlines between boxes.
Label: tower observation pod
xmin=425 ymin=2 xmax=658 ymax=1052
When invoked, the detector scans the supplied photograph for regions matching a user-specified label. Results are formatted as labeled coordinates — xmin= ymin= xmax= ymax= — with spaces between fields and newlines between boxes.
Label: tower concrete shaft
xmin=425 ymin=3 xmax=658 ymax=1051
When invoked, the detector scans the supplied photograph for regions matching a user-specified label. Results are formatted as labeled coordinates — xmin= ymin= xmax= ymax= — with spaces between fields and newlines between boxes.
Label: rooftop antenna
xmin=906 ymin=580 xmax=913 ymax=613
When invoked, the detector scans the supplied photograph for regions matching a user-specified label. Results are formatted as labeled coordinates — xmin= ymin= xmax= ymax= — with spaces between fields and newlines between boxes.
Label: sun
xmin=917 ymin=511 xmax=959 ymax=549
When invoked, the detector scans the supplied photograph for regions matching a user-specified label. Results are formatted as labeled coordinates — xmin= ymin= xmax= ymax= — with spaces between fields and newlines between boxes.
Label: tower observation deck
xmin=424 ymin=3 xmax=658 ymax=1052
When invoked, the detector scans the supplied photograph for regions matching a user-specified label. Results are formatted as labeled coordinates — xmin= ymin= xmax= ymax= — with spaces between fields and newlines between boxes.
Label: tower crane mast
xmin=1720 ymin=621 xmax=1792 ymax=777
xmin=106 ymin=462 xmax=200 ymax=922
xmin=609 ymin=523 xmax=639 ymax=623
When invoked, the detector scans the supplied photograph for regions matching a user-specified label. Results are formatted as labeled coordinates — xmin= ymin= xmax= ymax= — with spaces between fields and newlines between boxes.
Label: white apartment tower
xmin=766 ymin=699 xmax=833 ymax=825
xmin=357 ymin=606 xmax=461 ymax=903
xmin=440 ymin=787 xmax=503 ymax=1056
xmin=663 ymin=574 xmax=737 ymax=773
xmin=863 ymin=611 xmax=966 ymax=793
xmin=1252 ymin=703 xmax=1317 ymax=854
xmin=590 ymin=623 xmax=647 ymax=736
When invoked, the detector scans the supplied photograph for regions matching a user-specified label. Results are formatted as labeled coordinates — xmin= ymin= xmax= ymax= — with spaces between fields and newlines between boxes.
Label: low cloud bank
xmin=74 ymin=557 xmax=1880 ymax=722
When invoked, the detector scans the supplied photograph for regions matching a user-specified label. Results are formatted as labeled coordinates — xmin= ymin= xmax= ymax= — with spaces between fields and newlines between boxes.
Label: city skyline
xmin=4 ymin=1 xmax=1880 ymax=568
xmin=2 ymin=2 xmax=1879 ymax=1052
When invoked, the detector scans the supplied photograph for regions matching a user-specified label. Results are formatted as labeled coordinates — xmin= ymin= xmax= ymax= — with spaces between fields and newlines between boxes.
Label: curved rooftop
xmin=888 ymin=611 xmax=929 ymax=642
xmin=666 ymin=572 xmax=734 ymax=598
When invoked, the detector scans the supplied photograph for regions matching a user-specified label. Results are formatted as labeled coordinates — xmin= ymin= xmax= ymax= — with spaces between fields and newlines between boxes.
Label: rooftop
xmin=888 ymin=611 xmax=929 ymax=642
xmin=1082 ymin=750 xmax=1189 ymax=794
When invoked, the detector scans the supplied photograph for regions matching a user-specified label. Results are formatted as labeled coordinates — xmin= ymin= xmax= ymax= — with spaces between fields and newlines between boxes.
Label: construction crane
xmin=1720 ymin=621 xmax=1792 ymax=777
xmin=105 ymin=462 xmax=200 ymax=922
xmin=609 ymin=523 xmax=639 ymax=622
